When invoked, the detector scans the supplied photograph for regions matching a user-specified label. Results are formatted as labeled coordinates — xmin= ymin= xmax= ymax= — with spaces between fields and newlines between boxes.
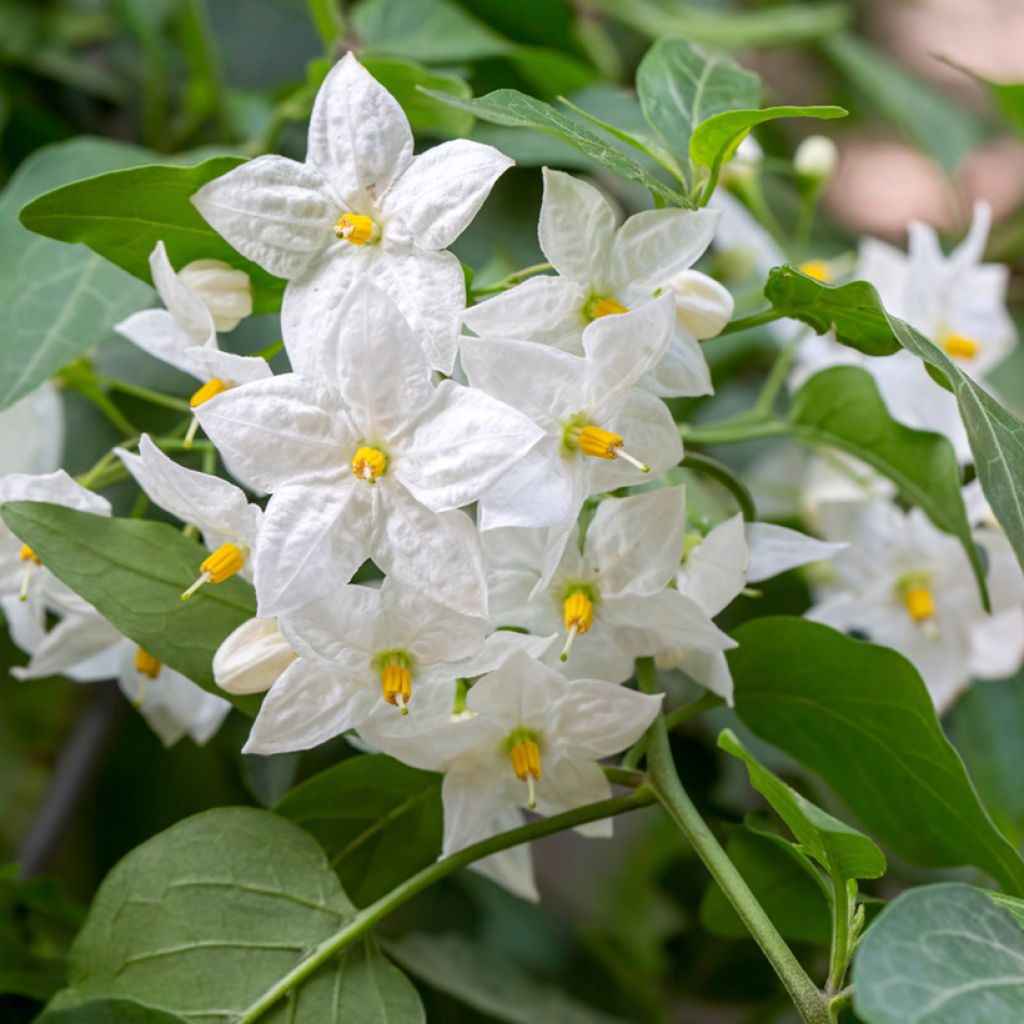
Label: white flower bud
xmin=213 ymin=617 xmax=296 ymax=695
xmin=721 ymin=135 xmax=763 ymax=188
xmin=179 ymin=259 xmax=253 ymax=332
xmin=666 ymin=269 xmax=735 ymax=340
xmin=794 ymin=135 xmax=838 ymax=181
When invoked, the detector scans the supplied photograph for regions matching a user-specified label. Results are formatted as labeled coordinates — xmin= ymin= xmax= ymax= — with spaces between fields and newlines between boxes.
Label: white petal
xmin=744 ymin=522 xmax=846 ymax=583
xmin=554 ymin=678 xmax=662 ymax=759
xmin=0 ymin=469 xmax=111 ymax=517
xmin=677 ymin=514 xmax=748 ymax=616
xmin=213 ymin=617 xmax=297 ymax=695
xmin=191 ymin=155 xmax=336 ymax=280
xmin=666 ymin=269 xmax=735 ymax=341
xmin=188 ymin=348 xmax=273 ymax=387
xmin=471 ymin=839 xmax=539 ymax=902
xmin=148 ymin=240 xmax=215 ymax=346
xmin=476 ymin=441 xmax=579 ymax=532
xmin=121 ymin=660 xmax=230 ymax=747
xmin=306 ymin=53 xmax=413 ymax=207
xmin=536 ymin=756 xmax=613 ymax=838
xmin=278 ymin=583 xmax=379 ymax=666
xmin=13 ymin=610 xmax=122 ymax=681
xmin=440 ymin=760 xmax=509 ymax=854
xmin=610 ymin=207 xmax=719 ymax=291
xmin=538 ymin=168 xmax=615 ymax=288
xmin=677 ymin=648 xmax=734 ymax=704
xmin=114 ymin=309 xmax=205 ymax=379
xmin=383 ymin=139 xmax=513 ymax=250
xmin=450 ymin=629 xmax=557 ymax=679
xmin=611 ymin=589 xmax=735 ymax=657
xmin=641 ymin=323 xmax=713 ymax=398
xmin=467 ymin=648 xmax=568 ymax=725
xmin=461 ymin=275 xmax=585 ymax=346
xmin=969 ymin=608 xmax=1024 ymax=681
xmin=0 ymin=384 xmax=64 ymax=477
xmin=553 ymin=624 xmax=636 ymax=685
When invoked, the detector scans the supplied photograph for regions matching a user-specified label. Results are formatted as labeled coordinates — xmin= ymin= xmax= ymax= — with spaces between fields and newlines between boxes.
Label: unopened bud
xmin=721 ymin=135 xmax=763 ymax=189
xmin=179 ymin=259 xmax=253 ymax=332
xmin=213 ymin=617 xmax=296 ymax=695
xmin=666 ymin=270 xmax=734 ymax=340
xmin=794 ymin=135 xmax=838 ymax=182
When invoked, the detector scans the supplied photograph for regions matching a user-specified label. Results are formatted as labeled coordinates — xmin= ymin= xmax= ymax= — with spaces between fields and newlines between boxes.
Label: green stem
xmin=621 ymin=691 xmax=722 ymax=770
xmin=470 ymin=263 xmax=552 ymax=299
xmin=718 ymin=308 xmax=785 ymax=337
xmin=825 ymin=878 xmax=852 ymax=995
xmin=827 ymin=988 xmax=852 ymax=1022
xmin=235 ymin=786 xmax=655 ymax=1023
xmin=95 ymin=375 xmax=192 ymax=412
xmin=681 ymin=418 xmax=788 ymax=447
xmin=72 ymin=382 xmax=138 ymax=437
xmin=754 ymin=336 xmax=801 ymax=416
xmin=680 ymin=453 xmax=757 ymax=521
xmin=636 ymin=659 xmax=830 ymax=1024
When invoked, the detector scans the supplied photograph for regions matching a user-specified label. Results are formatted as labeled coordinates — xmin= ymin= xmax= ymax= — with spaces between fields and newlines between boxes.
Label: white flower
xmin=666 ymin=269 xmax=734 ymax=340
xmin=116 ymin=435 xmax=262 ymax=599
xmin=463 ymin=168 xmax=718 ymax=398
xmin=214 ymin=617 xmax=297 ymax=695
xmin=195 ymin=284 xmax=542 ymax=618
xmin=794 ymin=135 xmax=838 ymax=181
xmin=0 ymin=384 xmax=63 ymax=476
xmin=808 ymin=498 xmax=1024 ymax=712
xmin=373 ymin=649 xmax=662 ymax=901
xmin=178 ymin=259 xmax=253 ymax=331
xmin=191 ymin=53 xmax=512 ymax=373
xmin=460 ymin=293 xmax=683 ymax=549
xmin=484 ymin=486 xmax=733 ymax=684
xmin=115 ymin=242 xmax=270 ymax=446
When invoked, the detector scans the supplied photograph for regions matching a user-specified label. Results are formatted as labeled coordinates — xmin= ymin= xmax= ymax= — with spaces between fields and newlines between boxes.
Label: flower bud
xmin=794 ymin=135 xmax=838 ymax=182
xmin=722 ymin=135 xmax=763 ymax=189
xmin=213 ymin=617 xmax=296 ymax=695
xmin=179 ymin=259 xmax=253 ymax=332
xmin=666 ymin=270 xmax=735 ymax=340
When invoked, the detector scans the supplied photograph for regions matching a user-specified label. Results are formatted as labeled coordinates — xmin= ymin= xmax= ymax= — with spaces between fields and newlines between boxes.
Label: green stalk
xmin=236 ymin=786 xmax=655 ymax=1023
xmin=680 ymin=418 xmax=788 ymax=447
xmin=621 ymin=691 xmax=722 ymax=770
xmin=717 ymin=308 xmax=786 ymax=337
xmin=470 ymin=263 xmax=552 ymax=299
xmin=636 ymin=659 xmax=830 ymax=1024
xmin=94 ymin=375 xmax=192 ymax=413
xmin=825 ymin=877 xmax=853 ymax=995
xmin=680 ymin=453 xmax=757 ymax=521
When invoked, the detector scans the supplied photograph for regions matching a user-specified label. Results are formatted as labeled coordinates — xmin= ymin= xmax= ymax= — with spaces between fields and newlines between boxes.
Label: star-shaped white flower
xmin=463 ymin=168 xmax=720 ymax=397
xmin=195 ymin=284 xmax=543 ymax=618
xmin=461 ymin=292 xmax=683 ymax=551
xmin=0 ymin=384 xmax=63 ymax=477
xmin=484 ymin=486 xmax=733 ymax=684
xmin=191 ymin=53 xmax=512 ymax=373
xmin=374 ymin=649 xmax=662 ymax=901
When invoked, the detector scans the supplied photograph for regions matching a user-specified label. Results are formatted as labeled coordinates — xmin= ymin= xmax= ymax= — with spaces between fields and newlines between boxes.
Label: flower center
xmin=185 ymin=377 xmax=231 ymax=449
xmin=798 ymin=259 xmax=833 ymax=283
xmin=505 ymin=727 xmax=542 ymax=809
xmin=941 ymin=332 xmax=979 ymax=360
xmin=20 ymin=543 xmax=41 ymax=565
xmin=902 ymin=585 xmax=935 ymax=623
xmin=563 ymin=420 xmax=650 ymax=473
xmin=585 ymin=296 xmax=629 ymax=320
xmin=376 ymin=651 xmax=413 ymax=713
xmin=560 ymin=588 xmax=594 ymax=662
xmin=134 ymin=647 xmax=163 ymax=680
xmin=181 ymin=542 xmax=249 ymax=601
xmin=18 ymin=544 xmax=41 ymax=603
xmin=334 ymin=213 xmax=376 ymax=245
xmin=352 ymin=446 xmax=387 ymax=482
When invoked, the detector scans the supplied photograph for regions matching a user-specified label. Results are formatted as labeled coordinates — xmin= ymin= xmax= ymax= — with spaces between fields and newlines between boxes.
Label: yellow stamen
xmin=576 ymin=425 xmax=649 ymax=472
xmin=799 ymin=259 xmax=833 ymax=283
xmin=380 ymin=663 xmax=412 ymax=714
xmin=189 ymin=377 xmax=229 ymax=409
xmin=352 ymin=446 xmax=387 ymax=482
xmin=508 ymin=738 xmax=542 ymax=809
xmin=19 ymin=544 xmax=41 ymax=565
xmin=586 ymin=296 xmax=629 ymax=320
xmin=181 ymin=542 xmax=247 ymax=601
xmin=334 ymin=213 xmax=375 ymax=244
xmin=941 ymin=333 xmax=979 ymax=360
xmin=561 ymin=591 xmax=594 ymax=662
xmin=134 ymin=647 xmax=162 ymax=680
xmin=903 ymin=585 xmax=935 ymax=624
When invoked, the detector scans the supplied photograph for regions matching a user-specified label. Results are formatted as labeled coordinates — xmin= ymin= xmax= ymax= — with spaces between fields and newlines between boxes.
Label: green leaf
xmin=362 ymin=56 xmax=473 ymax=137
xmin=384 ymin=932 xmax=632 ymax=1024
xmin=53 ymin=808 xmax=424 ymax=1023
xmin=730 ymin=617 xmax=1024 ymax=895
xmin=0 ymin=138 xmax=154 ymax=411
xmin=0 ymin=502 xmax=257 ymax=714
xmin=990 ymin=891 xmax=1024 ymax=929
xmin=853 ymin=883 xmax=1024 ymax=1024
xmin=36 ymin=999 xmax=187 ymax=1024
xmin=19 ymin=157 xmax=284 ymax=315
xmin=885 ymin=315 xmax=1024 ymax=580
xmin=690 ymin=104 xmax=847 ymax=170
xmin=421 ymin=87 xmax=689 ymax=206
xmin=764 ymin=265 xmax=900 ymax=357
xmin=699 ymin=818 xmax=832 ymax=945
xmin=986 ymin=80 xmax=1024 ymax=134
xmin=718 ymin=729 xmax=886 ymax=882
xmin=275 ymin=754 xmax=442 ymax=907
xmin=788 ymin=366 xmax=988 ymax=606
xmin=636 ymin=38 xmax=760 ymax=177
xmin=823 ymin=33 xmax=982 ymax=174
xmin=307 ymin=0 xmax=343 ymax=46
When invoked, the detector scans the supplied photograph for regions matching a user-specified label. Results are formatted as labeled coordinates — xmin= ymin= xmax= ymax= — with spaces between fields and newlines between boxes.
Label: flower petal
xmin=610 ymin=589 xmax=735 ymax=657
xmin=538 ymin=168 xmax=615 ymax=288
xmin=610 ymin=207 xmax=719 ymax=291
xmin=461 ymin=275 xmax=584 ymax=347
xmin=148 ymin=240 xmax=215 ymax=346
xmin=188 ymin=348 xmax=273 ymax=387
xmin=476 ymin=442 xmax=580 ymax=532
xmin=641 ymin=323 xmax=713 ymax=399
xmin=536 ymin=756 xmax=613 ymax=838
xmin=555 ymin=678 xmax=662 ymax=759
xmin=114 ymin=309 xmax=205 ymax=379
xmin=744 ymin=522 xmax=846 ymax=583
xmin=677 ymin=514 xmax=748 ymax=616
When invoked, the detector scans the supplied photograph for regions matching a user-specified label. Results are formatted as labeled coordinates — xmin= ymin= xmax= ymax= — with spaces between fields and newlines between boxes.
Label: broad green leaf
xmin=823 ymin=33 xmax=982 ymax=174
xmin=0 ymin=138 xmax=154 ymax=410
xmin=275 ymin=754 xmax=442 ymax=906
xmin=853 ymin=883 xmax=1024 ymax=1024
xmin=990 ymin=892 xmax=1024 ymax=929
xmin=361 ymin=56 xmax=473 ymax=137
xmin=19 ymin=157 xmax=284 ymax=315
xmin=718 ymin=729 xmax=886 ymax=882
xmin=636 ymin=38 xmax=760 ymax=176
xmin=0 ymin=502 xmax=257 ymax=714
xmin=690 ymin=104 xmax=847 ymax=170
xmin=52 ymin=808 xmax=424 ymax=1023
xmin=788 ymin=366 xmax=987 ymax=605
xmin=986 ymin=80 xmax=1024 ymax=134
xmin=307 ymin=0 xmax=343 ymax=46
xmin=384 ymin=932 xmax=631 ymax=1024
xmin=764 ymin=265 xmax=900 ymax=356
xmin=699 ymin=818 xmax=832 ymax=945
xmin=885 ymin=315 xmax=1024 ymax=579
xmin=730 ymin=617 xmax=1024 ymax=894
xmin=36 ymin=999 xmax=187 ymax=1024
xmin=421 ymin=88 xmax=688 ymax=206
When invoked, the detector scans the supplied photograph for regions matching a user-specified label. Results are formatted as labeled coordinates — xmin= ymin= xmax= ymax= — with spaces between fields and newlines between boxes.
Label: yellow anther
xmin=19 ymin=544 xmax=41 ymax=565
xmin=352 ymin=446 xmax=387 ymax=482
xmin=334 ymin=213 xmax=375 ymax=244
xmin=181 ymin=542 xmax=247 ymax=600
xmin=576 ymin=424 xmax=649 ymax=472
xmin=189 ymin=377 xmax=229 ymax=409
xmin=561 ymin=590 xmax=594 ymax=662
xmin=799 ymin=259 xmax=833 ymax=283
xmin=509 ymin=739 xmax=542 ymax=781
xmin=18 ymin=545 xmax=40 ymax=603
xmin=381 ymin=664 xmax=413 ymax=714
xmin=942 ymin=333 xmax=979 ymax=360
xmin=134 ymin=647 xmax=163 ymax=680
xmin=903 ymin=585 xmax=935 ymax=623
xmin=586 ymin=296 xmax=629 ymax=320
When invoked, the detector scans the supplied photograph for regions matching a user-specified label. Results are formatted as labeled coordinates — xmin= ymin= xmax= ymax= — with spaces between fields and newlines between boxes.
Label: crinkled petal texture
xmin=461 ymin=275 xmax=585 ymax=349
xmin=538 ymin=168 xmax=615 ymax=288
xmin=306 ymin=52 xmax=413 ymax=208
xmin=476 ymin=442 xmax=582 ymax=533
xmin=610 ymin=590 xmax=735 ymax=662
xmin=535 ymin=757 xmax=613 ymax=838
xmin=117 ymin=435 xmax=262 ymax=551
xmin=192 ymin=155 xmax=337 ymax=280
xmin=642 ymin=323 xmax=713 ymax=399
xmin=149 ymin=240 xmax=215 ymax=346
xmin=382 ymin=139 xmax=513 ymax=250
xmin=744 ymin=522 xmax=845 ymax=583
xmin=677 ymin=514 xmax=749 ymax=616
xmin=554 ymin=677 xmax=662 ymax=759
xmin=0 ymin=469 xmax=111 ymax=518
xmin=610 ymin=207 xmax=719 ymax=293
